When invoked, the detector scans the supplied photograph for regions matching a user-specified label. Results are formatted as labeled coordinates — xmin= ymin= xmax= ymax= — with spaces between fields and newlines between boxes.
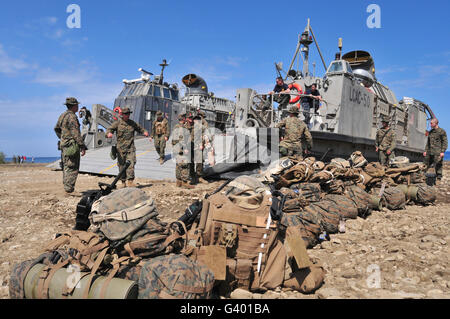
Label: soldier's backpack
xmin=323 ymin=194 xmax=359 ymax=220
xmin=282 ymin=210 xmax=322 ymax=248
xmin=303 ymin=201 xmax=341 ymax=234
xmin=344 ymin=185 xmax=381 ymax=218
xmin=415 ymin=183 xmax=437 ymax=205
xmin=349 ymin=151 xmax=368 ymax=168
xmin=372 ymin=187 xmax=406 ymax=210
xmin=132 ymin=254 xmax=215 ymax=299
xmin=276 ymin=161 xmax=314 ymax=188
xmin=289 ymin=183 xmax=322 ymax=203
xmin=280 ymin=188 xmax=310 ymax=213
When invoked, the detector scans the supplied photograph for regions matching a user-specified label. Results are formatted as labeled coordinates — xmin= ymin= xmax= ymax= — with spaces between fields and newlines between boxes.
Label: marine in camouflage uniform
xmin=276 ymin=106 xmax=313 ymax=158
xmin=375 ymin=115 xmax=396 ymax=166
xmin=424 ymin=118 xmax=448 ymax=180
xmin=54 ymin=97 xmax=87 ymax=194
xmin=151 ymin=111 xmax=169 ymax=165
xmin=106 ymin=107 xmax=148 ymax=187
xmin=172 ymin=114 xmax=194 ymax=189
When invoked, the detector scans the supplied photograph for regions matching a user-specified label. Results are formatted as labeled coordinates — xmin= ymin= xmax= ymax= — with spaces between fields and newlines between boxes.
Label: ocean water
xmin=5 ymin=157 xmax=59 ymax=163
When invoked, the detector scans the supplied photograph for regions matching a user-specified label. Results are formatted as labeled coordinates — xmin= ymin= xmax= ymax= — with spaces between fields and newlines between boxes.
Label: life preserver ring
xmin=113 ymin=106 xmax=122 ymax=120
xmin=288 ymin=83 xmax=303 ymax=104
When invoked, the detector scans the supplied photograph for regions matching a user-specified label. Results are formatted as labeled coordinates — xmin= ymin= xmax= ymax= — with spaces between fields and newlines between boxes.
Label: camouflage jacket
xmin=151 ymin=118 xmax=169 ymax=138
xmin=375 ymin=127 xmax=396 ymax=152
xmin=426 ymin=127 xmax=448 ymax=155
xmin=54 ymin=110 xmax=85 ymax=149
xmin=106 ymin=119 xmax=147 ymax=153
xmin=276 ymin=116 xmax=313 ymax=149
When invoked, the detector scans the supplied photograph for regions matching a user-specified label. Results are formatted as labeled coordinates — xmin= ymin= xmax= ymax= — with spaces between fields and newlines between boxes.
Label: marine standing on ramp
xmin=106 ymin=107 xmax=149 ymax=188
xmin=375 ymin=115 xmax=396 ymax=166
xmin=150 ymin=111 xmax=169 ymax=165
xmin=54 ymin=97 xmax=87 ymax=195
xmin=276 ymin=106 xmax=313 ymax=158
xmin=424 ymin=118 xmax=448 ymax=182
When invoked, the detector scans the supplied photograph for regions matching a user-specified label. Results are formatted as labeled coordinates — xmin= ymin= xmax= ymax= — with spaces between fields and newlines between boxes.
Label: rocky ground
xmin=0 ymin=163 xmax=449 ymax=299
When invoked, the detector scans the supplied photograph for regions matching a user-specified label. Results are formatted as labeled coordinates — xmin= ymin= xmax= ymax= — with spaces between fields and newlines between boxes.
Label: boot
xmin=159 ymin=158 xmax=164 ymax=165
xmin=182 ymin=181 xmax=195 ymax=189
xmin=127 ymin=180 xmax=136 ymax=187
xmin=176 ymin=180 xmax=182 ymax=187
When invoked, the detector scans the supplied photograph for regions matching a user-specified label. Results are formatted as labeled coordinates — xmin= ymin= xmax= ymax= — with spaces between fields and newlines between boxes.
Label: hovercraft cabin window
xmin=154 ymin=86 xmax=162 ymax=97
xmin=170 ymin=89 xmax=179 ymax=101
xmin=163 ymin=88 xmax=171 ymax=99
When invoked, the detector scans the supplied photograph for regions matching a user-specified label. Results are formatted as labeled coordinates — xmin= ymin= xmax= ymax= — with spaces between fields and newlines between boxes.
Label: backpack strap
xmin=81 ymin=247 xmax=109 ymax=299
xmin=90 ymin=199 xmax=156 ymax=223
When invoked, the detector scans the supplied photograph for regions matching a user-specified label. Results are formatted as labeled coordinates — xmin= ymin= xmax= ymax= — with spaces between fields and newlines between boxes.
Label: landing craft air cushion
xmin=235 ymin=19 xmax=434 ymax=163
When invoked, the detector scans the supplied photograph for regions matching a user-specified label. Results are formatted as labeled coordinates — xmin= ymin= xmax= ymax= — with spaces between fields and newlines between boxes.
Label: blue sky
xmin=0 ymin=0 xmax=449 ymax=157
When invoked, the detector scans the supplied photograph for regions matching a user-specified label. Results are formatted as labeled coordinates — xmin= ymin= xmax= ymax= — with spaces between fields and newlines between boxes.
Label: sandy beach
xmin=0 ymin=163 xmax=449 ymax=299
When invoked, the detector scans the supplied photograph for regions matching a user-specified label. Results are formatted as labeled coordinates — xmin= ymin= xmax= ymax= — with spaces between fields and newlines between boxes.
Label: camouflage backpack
xmin=282 ymin=211 xmax=322 ymax=248
xmin=280 ymin=187 xmax=310 ymax=212
xmin=289 ymin=183 xmax=322 ymax=203
xmin=133 ymin=254 xmax=215 ymax=299
xmin=303 ymin=201 xmax=341 ymax=234
xmin=323 ymin=194 xmax=359 ymax=220
xmin=344 ymin=185 xmax=381 ymax=218
xmin=90 ymin=187 xmax=158 ymax=241
xmin=372 ymin=187 xmax=406 ymax=210
xmin=276 ymin=161 xmax=314 ymax=188
xmin=415 ymin=184 xmax=437 ymax=205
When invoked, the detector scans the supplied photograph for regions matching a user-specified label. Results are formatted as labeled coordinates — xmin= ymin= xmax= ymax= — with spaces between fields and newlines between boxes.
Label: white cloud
xmin=0 ymin=44 xmax=29 ymax=75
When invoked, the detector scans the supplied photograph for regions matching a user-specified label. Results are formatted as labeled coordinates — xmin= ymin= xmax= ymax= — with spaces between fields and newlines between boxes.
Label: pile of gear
xmin=10 ymin=152 xmax=437 ymax=299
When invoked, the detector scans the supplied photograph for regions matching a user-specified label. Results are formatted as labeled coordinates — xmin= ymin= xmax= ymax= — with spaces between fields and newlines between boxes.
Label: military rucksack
xmin=415 ymin=183 xmax=437 ymax=205
xmin=303 ymin=201 xmax=341 ymax=234
xmin=132 ymin=254 xmax=215 ymax=299
xmin=372 ymin=187 xmax=406 ymax=210
xmin=323 ymin=194 xmax=359 ymax=220
xmin=282 ymin=211 xmax=322 ymax=248
xmin=344 ymin=185 xmax=381 ymax=218
xmin=289 ymin=183 xmax=322 ymax=203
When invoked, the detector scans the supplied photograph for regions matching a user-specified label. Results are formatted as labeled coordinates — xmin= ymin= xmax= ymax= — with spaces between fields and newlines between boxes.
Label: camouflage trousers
xmin=153 ymin=135 xmax=166 ymax=160
xmin=61 ymin=150 xmax=80 ymax=193
xmin=117 ymin=149 xmax=136 ymax=181
xmin=193 ymin=148 xmax=204 ymax=178
xmin=378 ymin=150 xmax=395 ymax=167
xmin=176 ymin=163 xmax=191 ymax=182
xmin=279 ymin=140 xmax=303 ymax=158
xmin=424 ymin=154 xmax=443 ymax=179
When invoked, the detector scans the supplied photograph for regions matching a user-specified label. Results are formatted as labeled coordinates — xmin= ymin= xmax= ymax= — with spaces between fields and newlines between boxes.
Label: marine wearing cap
xmin=150 ymin=110 xmax=169 ymax=164
xmin=375 ymin=114 xmax=396 ymax=166
xmin=54 ymin=97 xmax=87 ymax=195
xmin=106 ymin=106 xmax=149 ymax=187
